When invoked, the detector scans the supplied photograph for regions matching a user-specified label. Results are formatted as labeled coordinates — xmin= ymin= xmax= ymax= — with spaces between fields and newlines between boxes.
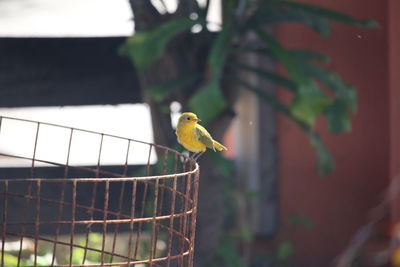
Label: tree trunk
xmin=128 ymin=2 xmax=238 ymax=266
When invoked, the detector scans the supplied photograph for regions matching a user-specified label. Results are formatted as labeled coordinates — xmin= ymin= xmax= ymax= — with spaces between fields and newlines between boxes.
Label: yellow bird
xmin=175 ymin=112 xmax=227 ymax=160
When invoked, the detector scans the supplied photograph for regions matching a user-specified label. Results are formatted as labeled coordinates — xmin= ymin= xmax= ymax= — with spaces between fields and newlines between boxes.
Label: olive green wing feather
xmin=193 ymin=125 xmax=216 ymax=151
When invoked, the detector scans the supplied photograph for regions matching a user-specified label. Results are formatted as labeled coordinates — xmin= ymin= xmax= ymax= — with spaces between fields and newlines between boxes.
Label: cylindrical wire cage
xmin=0 ymin=116 xmax=199 ymax=267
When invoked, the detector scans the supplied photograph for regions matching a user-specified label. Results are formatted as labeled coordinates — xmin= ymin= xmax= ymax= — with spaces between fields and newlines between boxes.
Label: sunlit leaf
xmin=2 ymin=253 xmax=18 ymax=266
xmin=237 ymin=77 xmax=334 ymax=176
xmin=120 ymin=17 xmax=200 ymax=70
xmin=290 ymin=84 xmax=333 ymax=125
xmin=301 ymin=62 xmax=357 ymax=112
xmin=188 ymin=79 xmax=227 ymax=123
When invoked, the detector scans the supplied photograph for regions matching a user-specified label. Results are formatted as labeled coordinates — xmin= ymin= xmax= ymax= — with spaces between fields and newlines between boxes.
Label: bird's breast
xmin=176 ymin=124 xmax=206 ymax=153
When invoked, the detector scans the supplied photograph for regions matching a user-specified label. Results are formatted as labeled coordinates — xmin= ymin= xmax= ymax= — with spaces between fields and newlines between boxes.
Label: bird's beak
xmin=195 ymin=118 xmax=201 ymax=122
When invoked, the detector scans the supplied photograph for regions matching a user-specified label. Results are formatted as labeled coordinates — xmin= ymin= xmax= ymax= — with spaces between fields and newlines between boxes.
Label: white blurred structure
xmin=0 ymin=0 xmax=133 ymax=37
xmin=0 ymin=105 xmax=156 ymax=167
xmin=0 ymin=0 xmax=221 ymax=37
xmin=0 ymin=0 xmax=221 ymax=166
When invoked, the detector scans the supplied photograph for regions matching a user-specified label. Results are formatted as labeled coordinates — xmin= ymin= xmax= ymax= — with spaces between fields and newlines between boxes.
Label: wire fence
xmin=0 ymin=116 xmax=200 ymax=267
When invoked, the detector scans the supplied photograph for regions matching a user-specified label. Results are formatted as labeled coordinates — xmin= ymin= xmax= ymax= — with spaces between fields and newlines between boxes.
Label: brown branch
xmin=176 ymin=0 xmax=197 ymax=17
xmin=333 ymin=175 xmax=400 ymax=267
xmin=128 ymin=0 xmax=163 ymax=30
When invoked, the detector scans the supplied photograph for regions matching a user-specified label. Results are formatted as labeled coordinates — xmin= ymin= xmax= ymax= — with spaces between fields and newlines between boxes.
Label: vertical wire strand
xmin=109 ymin=180 xmax=126 ymax=264
xmin=31 ymin=123 xmax=40 ymax=179
xmin=149 ymin=177 xmax=160 ymax=266
xmin=177 ymin=158 xmax=187 ymax=266
xmin=189 ymin=163 xmax=200 ymax=266
xmin=146 ymin=144 xmax=152 ymax=176
xmin=180 ymin=162 xmax=193 ymax=265
xmin=152 ymin=150 xmax=169 ymax=257
xmin=123 ymin=140 xmax=131 ymax=176
xmin=100 ymin=180 xmax=110 ymax=266
xmin=166 ymin=153 xmax=179 ymax=267
xmin=34 ymin=180 xmax=41 ymax=267
xmin=133 ymin=144 xmax=152 ymax=258
xmin=109 ymin=140 xmax=131 ymax=263
xmin=52 ymin=128 xmax=74 ymax=266
xmin=96 ymin=134 xmax=104 ymax=176
xmin=17 ymin=182 xmax=32 ymax=267
xmin=82 ymin=180 xmax=98 ymax=265
xmin=133 ymin=182 xmax=148 ymax=259
xmin=82 ymin=133 xmax=103 ymax=265
xmin=68 ymin=180 xmax=77 ymax=267
xmin=127 ymin=180 xmax=137 ymax=267
xmin=1 ymin=181 xmax=8 ymax=267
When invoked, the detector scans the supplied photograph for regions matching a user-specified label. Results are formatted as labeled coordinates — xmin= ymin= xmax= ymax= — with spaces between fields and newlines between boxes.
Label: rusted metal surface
xmin=0 ymin=116 xmax=200 ymax=266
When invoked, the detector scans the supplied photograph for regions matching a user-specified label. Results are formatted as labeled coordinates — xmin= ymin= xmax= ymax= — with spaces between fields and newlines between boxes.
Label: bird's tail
xmin=213 ymin=140 xmax=227 ymax=151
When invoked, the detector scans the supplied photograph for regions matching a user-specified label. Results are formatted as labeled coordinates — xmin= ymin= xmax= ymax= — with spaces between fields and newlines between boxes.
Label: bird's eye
xmin=187 ymin=117 xmax=190 ymax=120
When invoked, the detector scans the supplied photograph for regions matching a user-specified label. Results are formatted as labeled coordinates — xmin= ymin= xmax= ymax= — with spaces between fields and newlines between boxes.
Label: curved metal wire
xmin=0 ymin=116 xmax=200 ymax=267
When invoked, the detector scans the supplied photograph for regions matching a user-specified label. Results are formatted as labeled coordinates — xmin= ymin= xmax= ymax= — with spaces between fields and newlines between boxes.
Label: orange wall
xmin=277 ymin=0 xmax=389 ymax=265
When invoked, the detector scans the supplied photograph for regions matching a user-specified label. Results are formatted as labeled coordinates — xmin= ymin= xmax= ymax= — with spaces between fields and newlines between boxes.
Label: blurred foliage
xmin=211 ymin=212 xmax=317 ymax=267
xmin=211 ymin=235 xmax=247 ymax=267
xmin=1 ymin=232 xmax=165 ymax=266
xmin=121 ymin=0 xmax=377 ymax=266
xmin=121 ymin=0 xmax=378 ymax=176
xmin=120 ymin=17 xmax=200 ymax=70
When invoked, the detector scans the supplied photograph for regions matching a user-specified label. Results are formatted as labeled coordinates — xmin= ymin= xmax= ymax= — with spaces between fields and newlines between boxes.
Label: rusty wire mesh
xmin=0 ymin=116 xmax=200 ymax=267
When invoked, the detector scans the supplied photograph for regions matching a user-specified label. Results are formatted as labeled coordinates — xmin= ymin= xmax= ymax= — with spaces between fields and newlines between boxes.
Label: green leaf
xmin=145 ymin=73 xmax=199 ymax=102
xmin=120 ymin=17 xmax=199 ymax=70
xmin=325 ymin=100 xmax=351 ymax=133
xmin=309 ymin=133 xmax=334 ymax=176
xmin=254 ymin=29 xmax=312 ymax=86
xmin=291 ymin=49 xmax=330 ymax=63
xmin=213 ymin=235 xmax=246 ymax=267
xmin=302 ymin=62 xmax=357 ymax=112
xmin=277 ymin=241 xmax=293 ymax=261
xmin=237 ymin=77 xmax=335 ymax=176
xmin=188 ymin=11 xmax=234 ymax=123
xmin=278 ymin=0 xmax=379 ymax=28
xmin=288 ymin=213 xmax=316 ymax=229
xmin=2 ymin=253 xmax=18 ymax=266
xmin=254 ymin=3 xmax=331 ymax=37
xmin=290 ymin=85 xmax=334 ymax=125
xmin=188 ymin=79 xmax=227 ymax=123
xmin=236 ymin=63 xmax=298 ymax=92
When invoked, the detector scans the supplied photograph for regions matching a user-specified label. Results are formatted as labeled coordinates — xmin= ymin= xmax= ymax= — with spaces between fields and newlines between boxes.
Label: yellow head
xmin=177 ymin=112 xmax=201 ymax=127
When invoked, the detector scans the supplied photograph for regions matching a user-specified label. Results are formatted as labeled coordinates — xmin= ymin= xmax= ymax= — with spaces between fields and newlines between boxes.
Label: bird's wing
xmin=193 ymin=125 xmax=215 ymax=151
